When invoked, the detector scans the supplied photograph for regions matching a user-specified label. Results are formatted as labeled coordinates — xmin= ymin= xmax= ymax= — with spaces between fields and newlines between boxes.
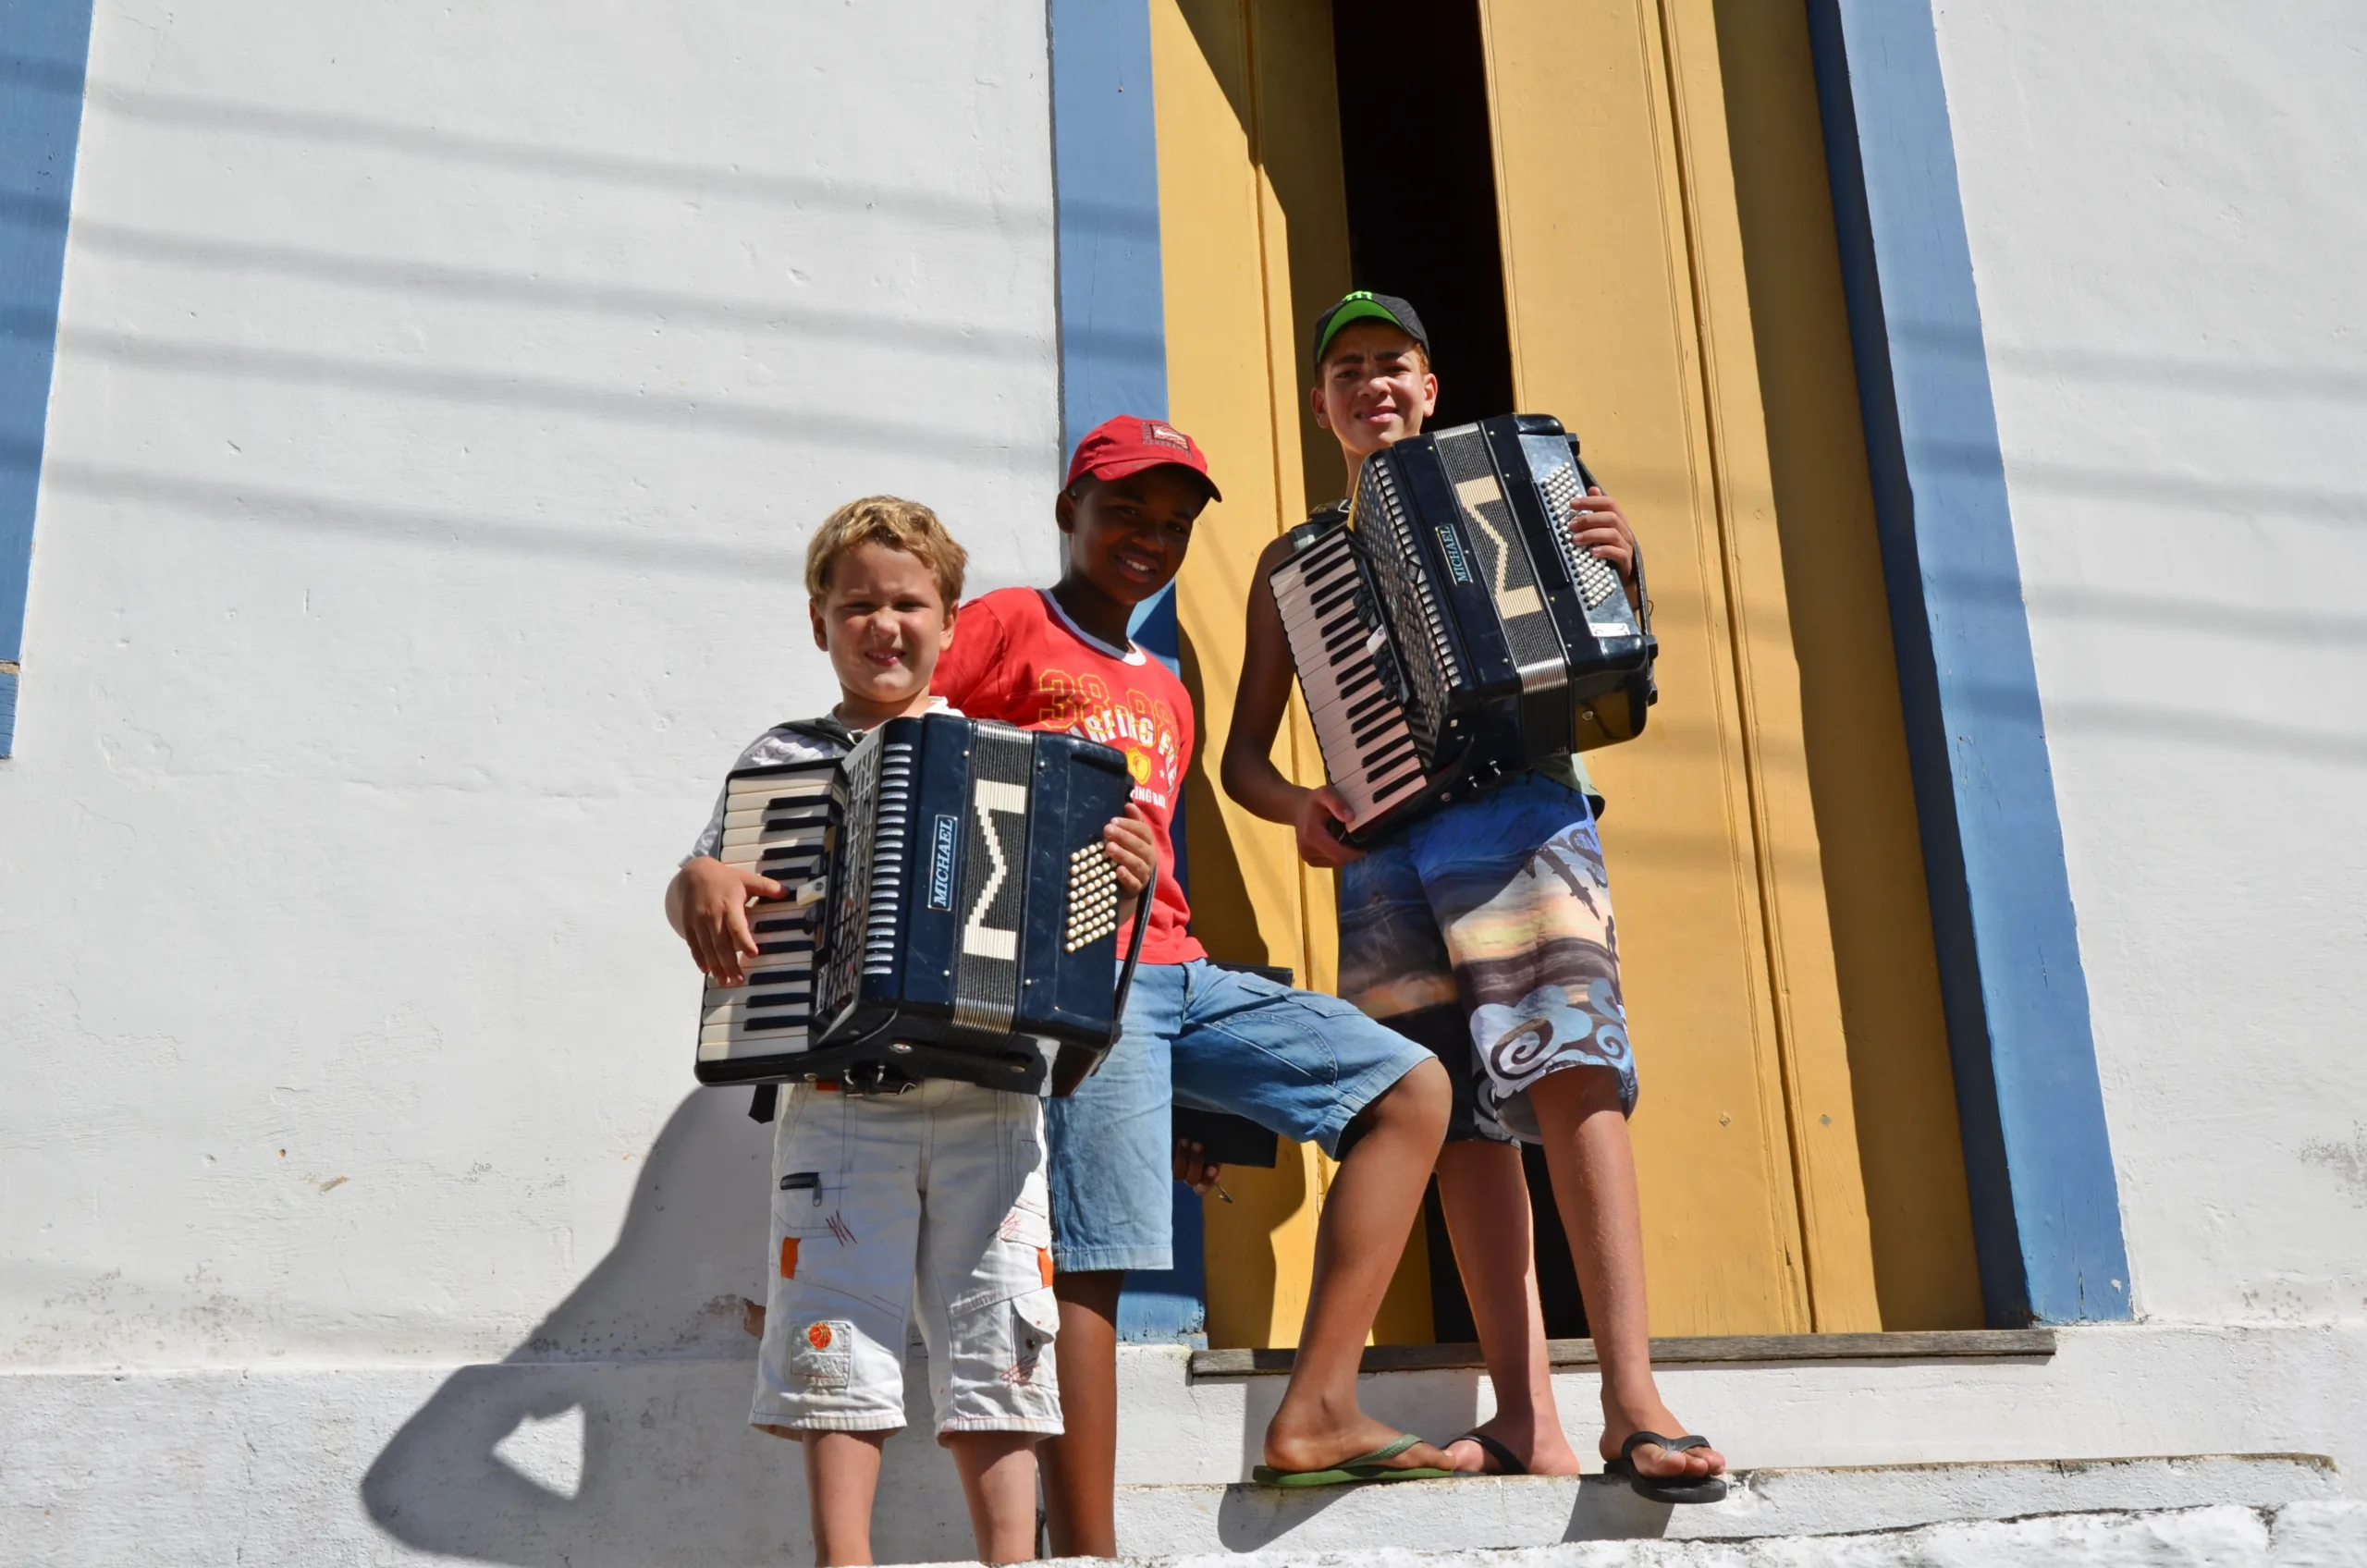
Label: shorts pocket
xmin=995 ymin=1191 xmax=1054 ymax=1253
xmin=775 ymin=1170 xmax=854 ymax=1238
xmin=789 ymin=1317 xmax=855 ymax=1390
xmin=1003 ymin=1292 xmax=1059 ymax=1388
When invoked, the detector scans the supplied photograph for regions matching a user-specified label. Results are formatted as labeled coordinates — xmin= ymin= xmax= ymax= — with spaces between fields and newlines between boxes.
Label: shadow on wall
xmin=359 ymin=1090 xmax=976 ymax=1566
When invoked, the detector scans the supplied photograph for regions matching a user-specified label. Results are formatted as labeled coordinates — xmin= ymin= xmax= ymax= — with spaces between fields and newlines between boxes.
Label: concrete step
xmin=1109 ymin=1452 xmax=2341 ymax=1558
xmin=1070 ymin=1498 xmax=2367 ymax=1567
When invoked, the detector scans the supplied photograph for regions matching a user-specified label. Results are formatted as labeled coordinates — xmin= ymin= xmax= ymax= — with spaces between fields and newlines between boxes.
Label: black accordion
xmin=694 ymin=713 xmax=1151 ymax=1096
xmin=1271 ymin=413 xmax=1656 ymax=845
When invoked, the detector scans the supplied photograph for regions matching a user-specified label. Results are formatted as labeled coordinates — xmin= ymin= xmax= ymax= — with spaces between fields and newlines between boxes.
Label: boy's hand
xmin=1568 ymin=485 xmax=1638 ymax=592
xmin=675 ymin=856 xmax=786 ymax=987
xmin=1174 ymin=1135 xmax=1222 ymax=1197
xmin=1104 ymin=803 xmax=1159 ymax=928
xmin=1293 ymin=785 xmax=1364 ymax=868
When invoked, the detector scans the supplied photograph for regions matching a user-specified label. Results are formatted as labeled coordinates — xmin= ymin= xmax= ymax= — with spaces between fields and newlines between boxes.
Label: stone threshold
xmin=1188 ymin=1328 xmax=2057 ymax=1378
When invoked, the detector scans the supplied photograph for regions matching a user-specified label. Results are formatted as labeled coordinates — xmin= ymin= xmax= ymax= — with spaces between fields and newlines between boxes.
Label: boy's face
xmin=1311 ymin=322 xmax=1439 ymax=464
xmin=808 ymin=542 xmax=954 ymax=710
xmin=1057 ymin=467 xmax=1209 ymax=607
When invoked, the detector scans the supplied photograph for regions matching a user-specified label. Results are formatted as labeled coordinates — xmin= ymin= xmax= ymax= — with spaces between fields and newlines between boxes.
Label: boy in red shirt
xmin=934 ymin=416 xmax=1456 ymax=1552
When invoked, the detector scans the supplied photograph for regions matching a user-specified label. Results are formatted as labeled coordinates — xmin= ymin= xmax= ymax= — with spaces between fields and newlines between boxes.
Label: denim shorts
xmin=1337 ymin=772 xmax=1638 ymax=1145
xmin=1043 ymin=960 xmax=1434 ymax=1274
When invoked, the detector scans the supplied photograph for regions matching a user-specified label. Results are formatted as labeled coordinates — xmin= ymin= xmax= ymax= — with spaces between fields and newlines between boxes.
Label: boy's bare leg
xmin=947 ymin=1431 xmax=1044 ymax=1565
xmin=1262 ymin=1060 xmax=1456 ymax=1474
xmin=801 ymin=1429 xmax=889 ymax=1566
xmin=1038 ymin=1269 xmax=1121 ymax=1557
xmin=1527 ymin=1067 xmax=1726 ymax=1482
xmin=1432 ymin=1139 xmax=1584 ymax=1475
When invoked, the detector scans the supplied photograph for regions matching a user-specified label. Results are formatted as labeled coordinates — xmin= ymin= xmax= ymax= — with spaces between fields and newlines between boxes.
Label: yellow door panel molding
xmin=1481 ymin=0 xmax=1851 ymax=1335
xmin=1154 ymin=0 xmax=1431 ymax=1348
xmin=1705 ymin=0 xmax=1982 ymax=1329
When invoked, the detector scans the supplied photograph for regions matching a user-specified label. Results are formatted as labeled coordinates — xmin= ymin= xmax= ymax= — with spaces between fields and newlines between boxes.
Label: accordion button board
xmin=693 ymin=713 xmax=1146 ymax=1096
xmin=1273 ymin=413 xmax=1657 ymax=846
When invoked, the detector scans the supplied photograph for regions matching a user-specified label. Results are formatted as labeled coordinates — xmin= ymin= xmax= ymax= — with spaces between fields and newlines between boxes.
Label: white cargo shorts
xmin=751 ymin=1077 xmax=1061 ymax=1438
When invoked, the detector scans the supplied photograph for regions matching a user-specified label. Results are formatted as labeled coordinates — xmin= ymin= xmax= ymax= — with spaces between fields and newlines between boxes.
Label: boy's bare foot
xmin=1600 ymin=1395 xmax=1725 ymax=1480
xmin=1263 ymin=1406 xmax=1453 ymax=1476
xmin=1442 ymin=1414 xmax=1585 ymax=1476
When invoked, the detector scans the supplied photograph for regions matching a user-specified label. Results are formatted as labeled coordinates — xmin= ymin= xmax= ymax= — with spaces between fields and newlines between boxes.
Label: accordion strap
xmin=1108 ymin=863 xmax=1159 ymax=1044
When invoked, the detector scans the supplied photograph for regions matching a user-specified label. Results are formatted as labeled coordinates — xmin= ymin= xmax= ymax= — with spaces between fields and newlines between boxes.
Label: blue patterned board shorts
xmin=1337 ymin=772 xmax=1637 ymax=1144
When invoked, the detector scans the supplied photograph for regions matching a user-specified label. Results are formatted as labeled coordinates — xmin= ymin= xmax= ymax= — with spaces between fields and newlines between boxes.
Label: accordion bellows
xmin=1272 ymin=412 xmax=1658 ymax=845
xmin=695 ymin=713 xmax=1147 ymax=1096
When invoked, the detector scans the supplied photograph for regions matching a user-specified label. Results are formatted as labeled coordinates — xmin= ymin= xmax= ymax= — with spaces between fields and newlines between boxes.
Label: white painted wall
xmin=0 ymin=0 xmax=1061 ymax=1371
xmin=7 ymin=1 xmax=2367 ymax=1562
xmin=1932 ymin=3 xmax=2367 ymax=1324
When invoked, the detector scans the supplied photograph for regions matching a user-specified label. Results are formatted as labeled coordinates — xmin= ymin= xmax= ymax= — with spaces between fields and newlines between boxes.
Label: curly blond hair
xmin=803 ymin=495 xmax=968 ymax=606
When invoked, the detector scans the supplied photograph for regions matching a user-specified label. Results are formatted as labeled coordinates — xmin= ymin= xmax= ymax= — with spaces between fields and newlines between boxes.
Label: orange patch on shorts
xmin=806 ymin=1321 xmax=834 ymax=1350
xmin=1037 ymin=1247 xmax=1055 ymax=1289
xmin=780 ymin=1237 xmax=800 ymax=1279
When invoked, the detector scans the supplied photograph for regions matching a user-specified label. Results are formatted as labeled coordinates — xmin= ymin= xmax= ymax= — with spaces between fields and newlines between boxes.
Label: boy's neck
xmin=1049 ymin=574 xmax=1137 ymax=652
xmin=1341 ymin=447 xmax=1368 ymax=500
xmin=830 ymin=688 xmax=936 ymax=733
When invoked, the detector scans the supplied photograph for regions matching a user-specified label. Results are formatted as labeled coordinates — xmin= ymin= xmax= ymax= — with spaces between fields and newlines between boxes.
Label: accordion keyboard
xmin=1271 ymin=525 xmax=1429 ymax=830
xmin=697 ymin=764 xmax=833 ymax=1067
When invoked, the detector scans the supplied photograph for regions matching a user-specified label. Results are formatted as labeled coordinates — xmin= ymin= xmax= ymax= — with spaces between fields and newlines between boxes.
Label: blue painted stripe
xmin=1048 ymin=0 xmax=1169 ymax=453
xmin=1 ymin=0 xmax=98 ymax=756
xmin=1805 ymin=0 xmax=2130 ymax=1324
xmin=1048 ymin=0 xmax=1204 ymax=1344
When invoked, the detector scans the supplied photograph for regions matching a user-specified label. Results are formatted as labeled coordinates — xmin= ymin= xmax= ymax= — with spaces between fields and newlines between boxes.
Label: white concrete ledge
xmin=1110 ymin=1453 xmax=2339 ymax=1557
xmin=1085 ymin=1501 xmax=2367 ymax=1567
xmin=3 ymin=1324 xmax=2361 ymax=1565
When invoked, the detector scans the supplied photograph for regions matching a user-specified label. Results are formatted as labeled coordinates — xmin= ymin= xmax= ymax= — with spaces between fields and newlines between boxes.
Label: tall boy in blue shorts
xmin=932 ymin=416 xmax=1457 ymax=1554
xmin=1222 ymin=294 xmax=1726 ymax=1502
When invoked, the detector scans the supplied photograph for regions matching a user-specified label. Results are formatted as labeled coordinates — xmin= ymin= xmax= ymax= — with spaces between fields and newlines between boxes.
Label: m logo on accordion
xmin=1270 ymin=413 xmax=1658 ymax=845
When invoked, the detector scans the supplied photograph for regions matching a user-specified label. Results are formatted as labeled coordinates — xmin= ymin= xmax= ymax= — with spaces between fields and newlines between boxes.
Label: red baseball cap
xmin=1065 ymin=414 xmax=1221 ymax=502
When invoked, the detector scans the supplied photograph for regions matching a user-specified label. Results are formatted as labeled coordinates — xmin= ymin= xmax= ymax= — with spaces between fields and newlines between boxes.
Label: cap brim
xmin=1315 ymin=300 xmax=1415 ymax=362
xmin=1081 ymin=455 xmax=1222 ymax=503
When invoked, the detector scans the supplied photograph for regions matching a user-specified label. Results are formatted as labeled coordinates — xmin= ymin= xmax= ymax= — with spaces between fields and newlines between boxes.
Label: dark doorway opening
xmin=1331 ymin=0 xmax=1517 ymax=430
xmin=1333 ymin=0 xmax=1588 ymax=1344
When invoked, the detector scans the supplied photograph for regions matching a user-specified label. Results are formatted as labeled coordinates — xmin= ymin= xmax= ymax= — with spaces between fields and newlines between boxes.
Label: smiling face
xmin=1057 ymin=466 xmax=1210 ymax=608
xmin=1311 ymin=321 xmax=1439 ymax=468
xmin=807 ymin=540 xmax=955 ymax=721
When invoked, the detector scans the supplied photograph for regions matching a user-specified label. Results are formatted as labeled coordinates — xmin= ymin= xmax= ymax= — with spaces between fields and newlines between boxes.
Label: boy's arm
xmin=929 ymin=593 xmax=1009 ymax=714
xmin=1102 ymin=802 xmax=1157 ymax=930
xmin=1220 ymin=534 xmax=1362 ymax=868
xmin=667 ymin=857 xmax=787 ymax=988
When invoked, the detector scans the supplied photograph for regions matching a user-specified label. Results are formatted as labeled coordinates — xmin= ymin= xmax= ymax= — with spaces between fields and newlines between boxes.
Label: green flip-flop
xmin=1251 ymin=1432 xmax=1457 ymax=1488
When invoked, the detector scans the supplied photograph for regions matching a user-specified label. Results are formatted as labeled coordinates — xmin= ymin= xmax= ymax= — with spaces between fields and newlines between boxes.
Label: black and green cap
xmin=1310 ymin=290 xmax=1429 ymax=366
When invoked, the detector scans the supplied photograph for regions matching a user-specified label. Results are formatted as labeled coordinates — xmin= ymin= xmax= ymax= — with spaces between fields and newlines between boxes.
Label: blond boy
xmin=668 ymin=497 xmax=1148 ymax=1564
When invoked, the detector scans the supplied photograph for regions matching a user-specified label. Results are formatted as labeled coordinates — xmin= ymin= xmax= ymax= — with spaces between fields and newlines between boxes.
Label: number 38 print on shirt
xmin=932 ymin=588 xmax=1206 ymax=964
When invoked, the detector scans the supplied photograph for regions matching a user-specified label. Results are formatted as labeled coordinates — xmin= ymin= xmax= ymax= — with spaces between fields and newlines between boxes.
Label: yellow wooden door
xmin=1148 ymin=0 xmax=1437 ymax=1349
xmin=1153 ymin=0 xmax=1984 ymax=1344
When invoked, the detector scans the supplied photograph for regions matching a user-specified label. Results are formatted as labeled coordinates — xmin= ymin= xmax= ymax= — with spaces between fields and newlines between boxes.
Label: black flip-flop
xmin=1603 ymin=1431 xmax=1726 ymax=1504
xmin=1448 ymin=1429 xmax=1528 ymax=1476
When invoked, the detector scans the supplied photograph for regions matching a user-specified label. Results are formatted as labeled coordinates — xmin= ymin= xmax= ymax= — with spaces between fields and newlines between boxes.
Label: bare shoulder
xmin=1251 ymin=531 xmax=1298 ymax=576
